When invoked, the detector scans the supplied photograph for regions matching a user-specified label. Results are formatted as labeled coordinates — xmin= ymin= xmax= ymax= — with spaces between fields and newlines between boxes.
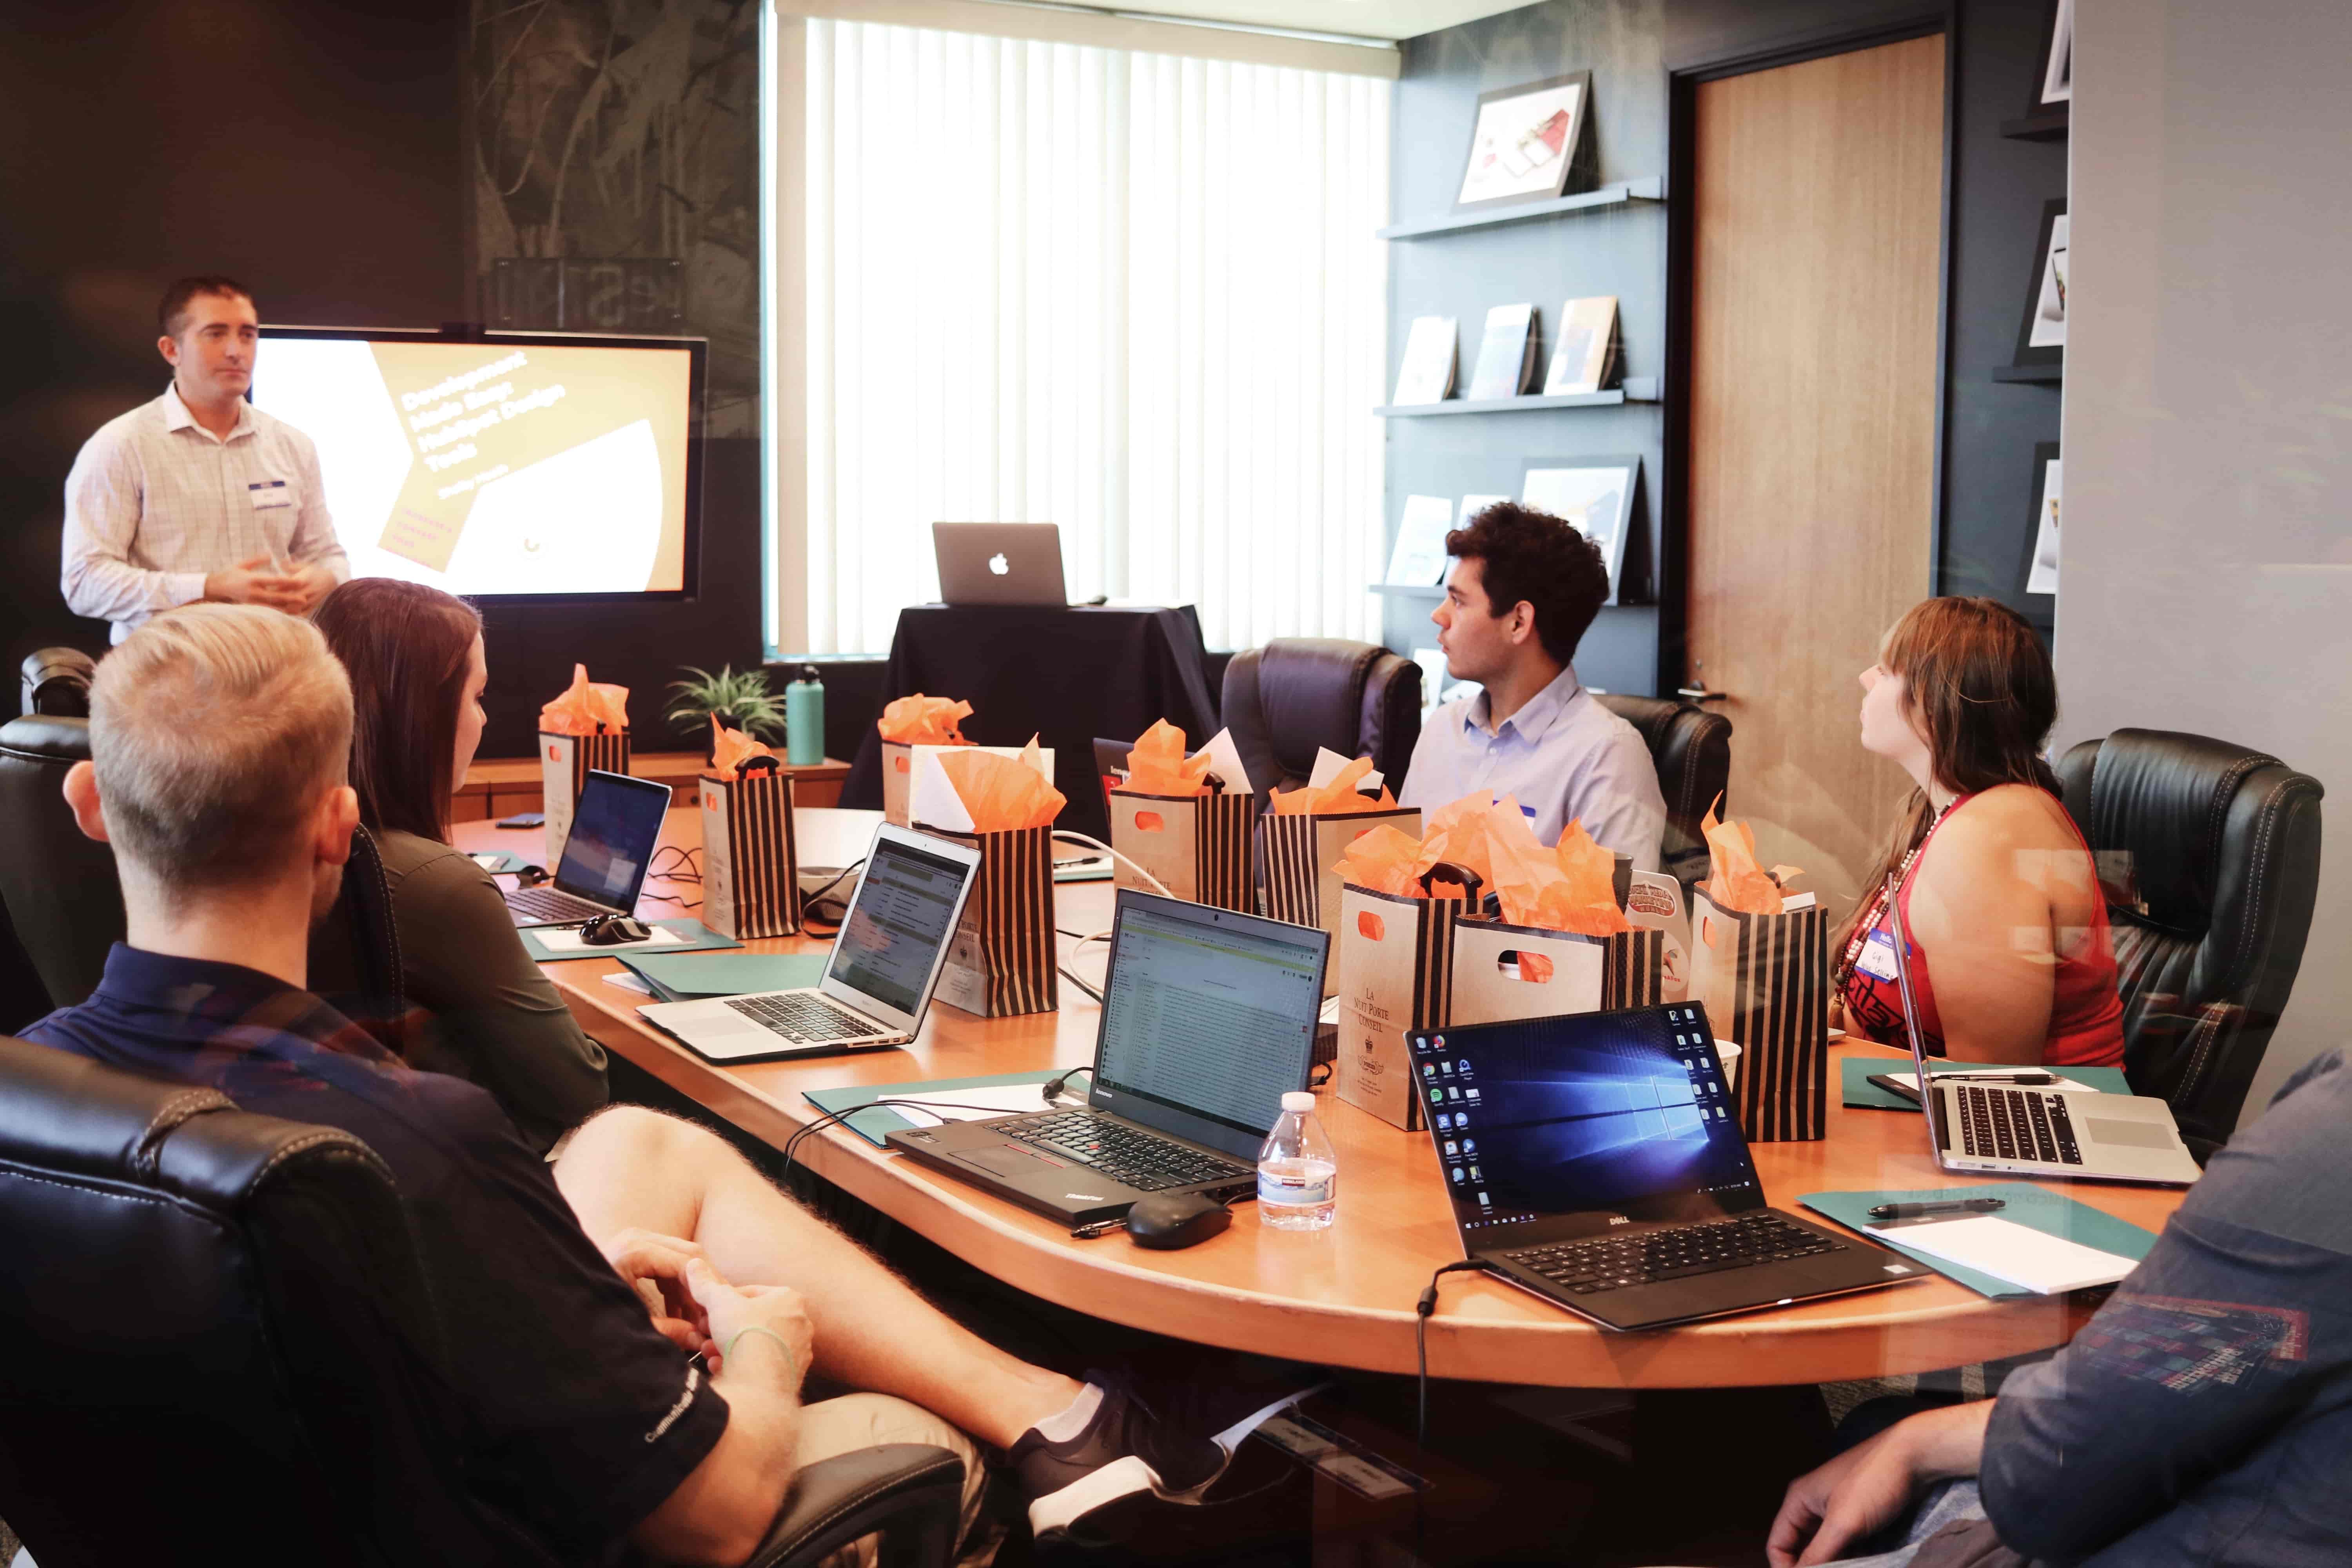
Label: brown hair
xmin=1843 ymin=596 xmax=2063 ymax=949
xmin=1445 ymin=501 xmax=1612 ymax=665
xmin=89 ymin=605 xmax=352 ymax=908
xmin=157 ymin=275 xmax=254 ymax=339
xmin=313 ymin=578 xmax=483 ymax=843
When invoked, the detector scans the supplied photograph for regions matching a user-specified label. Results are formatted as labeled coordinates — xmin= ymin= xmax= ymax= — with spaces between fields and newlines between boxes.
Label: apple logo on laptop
xmin=988 ymin=552 xmax=1010 ymax=575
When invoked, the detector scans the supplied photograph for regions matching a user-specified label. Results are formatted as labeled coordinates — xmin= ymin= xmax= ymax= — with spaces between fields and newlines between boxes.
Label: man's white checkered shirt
xmin=60 ymin=381 xmax=351 ymax=642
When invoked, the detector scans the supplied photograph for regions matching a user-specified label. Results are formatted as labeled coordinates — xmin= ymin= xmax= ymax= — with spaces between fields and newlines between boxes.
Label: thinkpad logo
xmin=1066 ymin=1192 xmax=1108 ymax=1201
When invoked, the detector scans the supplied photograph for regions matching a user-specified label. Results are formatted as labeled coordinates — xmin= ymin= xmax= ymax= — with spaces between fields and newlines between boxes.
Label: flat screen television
xmin=251 ymin=327 xmax=705 ymax=601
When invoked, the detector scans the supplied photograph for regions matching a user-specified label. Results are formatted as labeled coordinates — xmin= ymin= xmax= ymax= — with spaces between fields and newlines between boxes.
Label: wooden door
xmin=1684 ymin=33 xmax=1944 ymax=916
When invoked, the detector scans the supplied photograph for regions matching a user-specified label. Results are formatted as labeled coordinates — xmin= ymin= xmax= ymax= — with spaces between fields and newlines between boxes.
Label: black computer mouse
xmin=581 ymin=914 xmax=654 ymax=946
xmin=1123 ymin=1191 xmax=1232 ymax=1250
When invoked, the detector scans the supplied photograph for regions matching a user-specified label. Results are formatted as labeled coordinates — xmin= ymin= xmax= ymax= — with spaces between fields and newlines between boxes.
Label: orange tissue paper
xmin=1269 ymin=755 xmax=1399 ymax=817
xmin=706 ymin=716 xmax=780 ymax=782
xmin=1516 ymin=820 xmax=1632 ymax=937
xmin=1122 ymin=719 xmax=1216 ymax=797
xmin=1701 ymin=804 xmax=1803 ymax=916
xmin=1334 ymin=824 xmax=1430 ymax=898
xmin=540 ymin=664 xmax=630 ymax=735
xmin=937 ymin=739 xmax=1065 ymax=831
xmin=877 ymin=694 xmax=973 ymax=746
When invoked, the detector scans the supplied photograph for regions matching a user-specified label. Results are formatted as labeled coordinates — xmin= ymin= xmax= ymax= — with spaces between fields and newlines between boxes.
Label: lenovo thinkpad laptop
xmin=887 ymin=890 xmax=1329 ymax=1226
xmin=1888 ymin=878 xmax=2201 ymax=1186
xmin=1412 ymin=1006 xmax=1921 ymax=1331
xmin=505 ymin=770 xmax=671 ymax=927
xmin=933 ymin=523 xmax=1068 ymax=606
xmin=639 ymin=825 xmax=980 ymax=1063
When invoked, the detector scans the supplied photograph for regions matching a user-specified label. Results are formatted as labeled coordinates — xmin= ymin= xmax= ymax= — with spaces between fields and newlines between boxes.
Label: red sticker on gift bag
xmin=1132 ymin=811 xmax=1166 ymax=833
xmin=1357 ymin=911 xmax=1386 ymax=941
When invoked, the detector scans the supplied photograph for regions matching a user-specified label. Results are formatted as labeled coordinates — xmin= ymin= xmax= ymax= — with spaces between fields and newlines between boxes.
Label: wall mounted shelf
xmin=1376 ymin=177 xmax=1665 ymax=241
xmin=1377 ymin=377 xmax=1660 ymax=417
xmin=1999 ymin=109 xmax=2069 ymax=141
xmin=1370 ymin=583 xmax=1446 ymax=597
xmin=1992 ymin=363 xmax=2063 ymax=384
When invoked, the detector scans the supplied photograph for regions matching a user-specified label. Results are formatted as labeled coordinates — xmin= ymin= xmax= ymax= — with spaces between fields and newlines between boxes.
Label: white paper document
xmin=1385 ymin=494 xmax=1457 ymax=585
xmin=1308 ymin=746 xmax=1382 ymax=793
xmin=886 ymin=1084 xmax=1056 ymax=1127
xmin=1863 ymin=1215 xmax=2136 ymax=1295
xmin=1196 ymin=726 xmax=1256 ymax=796
xmin=535 ymin=924 xmax=688 ymax=953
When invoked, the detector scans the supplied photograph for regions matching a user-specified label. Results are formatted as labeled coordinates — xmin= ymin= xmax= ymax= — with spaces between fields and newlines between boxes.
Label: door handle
xmin=1677 ymin=687 xmax=1730 ymax=703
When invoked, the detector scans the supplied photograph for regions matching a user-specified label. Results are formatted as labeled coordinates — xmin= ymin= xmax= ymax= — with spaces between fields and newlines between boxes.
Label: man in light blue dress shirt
xmin=1398 ymin=502 xmax=1667 ymax=872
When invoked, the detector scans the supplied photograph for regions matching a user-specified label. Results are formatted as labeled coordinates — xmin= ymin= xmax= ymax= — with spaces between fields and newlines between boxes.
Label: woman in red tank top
xmin=1832 ymin=599 xmax=2125 ymax=1069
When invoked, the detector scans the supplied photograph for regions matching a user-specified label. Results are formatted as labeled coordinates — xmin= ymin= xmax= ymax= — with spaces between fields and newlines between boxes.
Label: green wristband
xmin=723 ymin=1325 xmax=799 ymax=1381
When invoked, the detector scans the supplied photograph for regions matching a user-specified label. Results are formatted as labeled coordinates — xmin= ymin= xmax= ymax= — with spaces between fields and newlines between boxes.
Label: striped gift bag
xmin=699 ymin=764 xmax=801 ymax=939
xmin=1331 ymin=885 xmax=1465 ymax=1130
xmin=929 ymin=824 xmax=1058 ymax=1018
xmin=541 ymin=727 xmax=630 ymax=868
xmin=1259 ymin=807 xmax=1423 ymax=952
xmin=1108 ymin=787 xmax=1258 ymax=913
xmin=1688 ymin=889 xmax=1830 ymax=1141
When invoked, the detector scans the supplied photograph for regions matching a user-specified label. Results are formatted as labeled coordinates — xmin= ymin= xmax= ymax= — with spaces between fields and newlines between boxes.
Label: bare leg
xmin=555 ymin=1106 xmax=1083 ymax=1450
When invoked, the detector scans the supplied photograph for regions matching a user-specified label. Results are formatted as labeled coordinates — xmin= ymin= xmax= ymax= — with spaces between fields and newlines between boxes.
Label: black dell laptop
xmin=887 ymin=889 xmax=1329 ymax=1226
xmin=1411 ymin=1005 xmax=1922 ymax=1331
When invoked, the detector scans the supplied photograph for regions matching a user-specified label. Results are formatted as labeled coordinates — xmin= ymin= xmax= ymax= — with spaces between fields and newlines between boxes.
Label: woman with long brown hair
xmin=314 ymin=577 xmax=607 ymax=1148
xmin=1832 ymin=596 xmax=2124 ymax=1067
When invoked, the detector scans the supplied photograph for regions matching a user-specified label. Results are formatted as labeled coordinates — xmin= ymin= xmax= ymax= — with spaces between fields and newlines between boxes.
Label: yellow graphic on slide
xmin=368 ymin=343 xmax=690 ymax=584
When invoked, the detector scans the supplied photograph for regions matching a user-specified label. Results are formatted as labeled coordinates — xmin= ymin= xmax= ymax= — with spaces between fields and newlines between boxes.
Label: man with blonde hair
xmin=24 ymin=604 xmax=1231 ymax=1564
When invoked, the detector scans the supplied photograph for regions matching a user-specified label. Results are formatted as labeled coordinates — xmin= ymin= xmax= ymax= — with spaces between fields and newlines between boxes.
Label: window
xmin=791 ymin=16 xmax=1390 ymax=655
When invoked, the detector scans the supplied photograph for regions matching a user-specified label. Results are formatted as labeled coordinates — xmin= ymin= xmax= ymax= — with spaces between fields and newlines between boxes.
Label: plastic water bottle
xmin=1258 ymin=1091 xmax=1338 ymax=1230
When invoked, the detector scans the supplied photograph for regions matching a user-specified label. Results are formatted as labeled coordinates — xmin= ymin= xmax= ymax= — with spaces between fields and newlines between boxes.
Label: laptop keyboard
xmin=722 ymin=992 xmax=887 ymax=1043
xmin=1956 ymin=1084 xmax=2084 ymax=1165
xmin=1504 ymin=1212 xmax=1846 ymax=1296
xmin=507 ymin=886 xmax=615 ymax=924
xmin=1001 ymin=1112 xmax=1252 ymax=1194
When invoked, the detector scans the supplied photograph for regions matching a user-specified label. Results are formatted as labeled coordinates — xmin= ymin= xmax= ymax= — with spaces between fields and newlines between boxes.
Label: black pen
xmin=1930 ymin=1070 xmax=2059 ymax=1086
xmin=1869 ymin=1198 xmax=2007 ymax=1220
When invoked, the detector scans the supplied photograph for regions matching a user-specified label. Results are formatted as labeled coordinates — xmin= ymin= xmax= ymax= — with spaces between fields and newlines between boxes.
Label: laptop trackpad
xmin=951 ymin=1145 xmax=1064 ymax=1179
xmin=2085 ymin=1118 xmax=2176 ymax=1149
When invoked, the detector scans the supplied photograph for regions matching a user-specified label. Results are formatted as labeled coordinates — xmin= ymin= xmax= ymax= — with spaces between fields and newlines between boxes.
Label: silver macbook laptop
xmin=934 ymin=523 xmax=1068 ymax=606
xmin=641 ymin=825 xmax=981 ymax=1063
xmin=1889 ymin=875 xmax=2201 ymax=1185
xmin=505 ymin=770 xmax=671 ymax=928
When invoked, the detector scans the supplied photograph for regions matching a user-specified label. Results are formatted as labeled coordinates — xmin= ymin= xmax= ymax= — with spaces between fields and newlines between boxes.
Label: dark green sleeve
xmin=391 ymin=848 xmax=609 ymax=1152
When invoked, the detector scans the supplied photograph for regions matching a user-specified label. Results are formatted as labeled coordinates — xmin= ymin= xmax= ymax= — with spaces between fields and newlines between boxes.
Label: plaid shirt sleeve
xmin=60 ymin=421 xmax=208 ymax=626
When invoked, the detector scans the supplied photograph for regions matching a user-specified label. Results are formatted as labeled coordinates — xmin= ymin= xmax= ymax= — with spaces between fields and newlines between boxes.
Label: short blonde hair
xmin=89 ymin=604 xmax=354 ymax=898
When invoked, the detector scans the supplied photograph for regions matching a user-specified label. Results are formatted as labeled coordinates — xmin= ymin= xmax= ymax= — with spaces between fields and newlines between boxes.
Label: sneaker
xmin=1010 ymin=1375 xmax=1231 ymax=1542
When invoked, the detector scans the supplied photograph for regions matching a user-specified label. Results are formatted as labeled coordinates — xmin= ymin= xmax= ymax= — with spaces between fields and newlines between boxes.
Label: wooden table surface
xmin=453 ymin=808 xmax=2186 ymax=1390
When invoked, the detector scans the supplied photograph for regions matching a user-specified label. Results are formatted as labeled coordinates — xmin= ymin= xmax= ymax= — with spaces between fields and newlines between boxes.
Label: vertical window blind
xmin=799 ymin=16 xmax=1390 ymax=655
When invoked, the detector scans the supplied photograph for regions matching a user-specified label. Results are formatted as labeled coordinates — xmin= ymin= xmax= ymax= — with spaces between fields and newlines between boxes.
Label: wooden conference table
xmin=453 ymin=808 xmax=2186 ymax=1392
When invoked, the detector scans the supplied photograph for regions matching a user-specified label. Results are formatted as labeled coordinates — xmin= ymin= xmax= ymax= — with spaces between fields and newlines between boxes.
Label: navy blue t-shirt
xmin=24 ymin=946 xmax=729 ymax=1560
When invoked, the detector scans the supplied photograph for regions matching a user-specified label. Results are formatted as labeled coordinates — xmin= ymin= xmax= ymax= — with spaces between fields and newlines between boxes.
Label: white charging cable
xmin=1050 ymin=829 xmax=1174 ymax=898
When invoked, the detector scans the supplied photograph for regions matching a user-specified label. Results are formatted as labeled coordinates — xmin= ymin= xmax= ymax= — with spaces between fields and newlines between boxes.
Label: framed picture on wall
xmin=2035 ymin=0 xmax=2073 ymax=108
xmin=1521 ymin=455 xmax=1641 ymax=604
xmin=2012 ymin=200 xmax=2068 ymax=367
xmin=1452 ymin=72 xmax=1593 ymax=213
xmin=2021 ymin=443 xmax=2062 ymax=598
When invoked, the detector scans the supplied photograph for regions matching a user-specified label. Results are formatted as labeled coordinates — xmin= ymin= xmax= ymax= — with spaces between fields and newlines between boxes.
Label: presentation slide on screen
xmin=253 ymin=339 xmax=691 ymax=595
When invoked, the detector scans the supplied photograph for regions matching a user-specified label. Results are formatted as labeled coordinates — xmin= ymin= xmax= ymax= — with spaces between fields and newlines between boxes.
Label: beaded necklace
xmin=1832 ymin=795 xmax=1962 ymax=993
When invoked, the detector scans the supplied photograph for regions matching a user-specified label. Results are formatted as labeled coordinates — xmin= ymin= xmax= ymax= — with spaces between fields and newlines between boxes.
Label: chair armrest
xmin=743 ymin=1443 xmax=967 ymax=1568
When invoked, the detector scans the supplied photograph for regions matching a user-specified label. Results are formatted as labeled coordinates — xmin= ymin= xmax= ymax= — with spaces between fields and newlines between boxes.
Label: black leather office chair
xmin=1221 ymin=639 xmax=1422 ymax=806
xmin=2056 ymin=728 xmax=2325 ymax=1159
xmin=19 ymin=646 xmax=94 ymax=719
xmin=0 ymin=714 xmax=404 ymax=1027
xmin=1594 ymin=694 xmax=1732 ymax=892
xmin=0 ymin=1036 xmax=967 ymax=1566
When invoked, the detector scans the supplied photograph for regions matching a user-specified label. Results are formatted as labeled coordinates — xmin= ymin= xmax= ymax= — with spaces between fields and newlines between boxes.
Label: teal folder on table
xmin=1841 ymin=1056 xmax=2132 ymax=1111
xmin=804 ymin=1072 xmax=1061 ymax=1149
xmin=519 ymin=917 xmax=743 ymax=964
xmin=620 ymin=951 xmax=827 ymax=1002
xmin=1799 ymin=1182 xmax=2161 ymax=1299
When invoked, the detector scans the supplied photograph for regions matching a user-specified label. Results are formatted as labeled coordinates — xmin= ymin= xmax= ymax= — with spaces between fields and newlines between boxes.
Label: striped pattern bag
xmin=931 ymin=825 xmax=1058 ymax=1018
xmin=1108 ymin=788 xmax=1258 ymax=913
xmin=1259 ymin=808 xmax=1423 ymax=941
xmin=698 ymin=766 xmax=800 ymax=939
xmin=1331 ymin=885 xmax=1465 ymax=1130
xmin=1603 ymin=928 xmax=1666 ymax=1008
xmin=1688 ymin=889 xmax=1829 ymax=1141
xmin=540 ymin=728 xmax=630 ymax=867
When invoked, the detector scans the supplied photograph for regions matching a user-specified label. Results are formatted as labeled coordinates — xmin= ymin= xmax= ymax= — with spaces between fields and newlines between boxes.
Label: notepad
xmin=1861 ymin=1215 xmax=2137 ymax=1295
xmin=885 ymin=1083 xmax=1056 ymax=1126
xmin=534 ymin=924 xmax=688 ymax=953
xmin=1887 ymin=1068 xmax=2102 ymax=1094
xmin=622 ymin=952 xmax=828 ymax=1001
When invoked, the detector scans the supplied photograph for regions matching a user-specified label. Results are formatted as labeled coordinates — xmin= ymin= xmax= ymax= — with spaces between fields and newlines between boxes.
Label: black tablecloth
xmin=842 ymin=605 xmax=1221 ymax=841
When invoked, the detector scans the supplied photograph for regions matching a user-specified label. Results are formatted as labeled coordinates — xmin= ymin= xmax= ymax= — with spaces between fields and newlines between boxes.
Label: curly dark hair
xmin=1444 ymin=501 xmax=1610 ymax=666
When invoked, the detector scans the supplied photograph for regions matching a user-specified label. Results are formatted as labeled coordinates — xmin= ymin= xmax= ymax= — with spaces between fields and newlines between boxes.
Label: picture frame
xmin=2033 ymin=0 xmax=2073 ymax=109
xmin=1520 ymin=455 xmax=1643 ymax=605
xmin=2011 ymin=199 xmax=2067 ymax=367
xmin=2020 ymin=443 xmax=2062 ymax=599
xmin=1452 ymin=72 xmax=1594 ymax=214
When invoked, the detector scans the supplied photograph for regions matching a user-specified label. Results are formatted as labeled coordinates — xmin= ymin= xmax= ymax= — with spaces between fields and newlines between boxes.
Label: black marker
xmin=1869 ymin=1197 xmax=2007 ymax=1220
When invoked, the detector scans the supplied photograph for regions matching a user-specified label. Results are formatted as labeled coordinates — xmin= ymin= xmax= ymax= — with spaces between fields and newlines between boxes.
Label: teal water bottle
xmin=786 ymin=664 xmax=826 ymax=766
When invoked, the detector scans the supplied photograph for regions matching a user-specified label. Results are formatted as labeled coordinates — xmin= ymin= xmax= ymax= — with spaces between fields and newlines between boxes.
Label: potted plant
xmin=666 ymin=665 xmax=789 ymax=759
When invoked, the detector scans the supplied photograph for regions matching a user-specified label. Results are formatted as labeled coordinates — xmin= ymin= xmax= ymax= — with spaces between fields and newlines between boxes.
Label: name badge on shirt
xmin=1857 ymin=927 xmax=1902 ymax=982
xmin=248 ymin=479 xmax=291 ymax=510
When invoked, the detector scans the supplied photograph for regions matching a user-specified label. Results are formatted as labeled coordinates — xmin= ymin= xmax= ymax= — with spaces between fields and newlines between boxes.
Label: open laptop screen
xmin=1412 ymin=1006 xmax=1761 ymax=1241
xmin=826 ymin=835 xmax=973 ymax=1015
xmin=1090 ymin=893 xmax=1328 ymax=1160
xmin=554 ymin=771 xmax=671 ymax=907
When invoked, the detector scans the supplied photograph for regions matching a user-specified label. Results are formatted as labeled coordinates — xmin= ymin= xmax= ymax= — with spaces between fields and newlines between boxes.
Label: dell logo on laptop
xmin=1608 ymin=1215 xmax=1632 ymax=1226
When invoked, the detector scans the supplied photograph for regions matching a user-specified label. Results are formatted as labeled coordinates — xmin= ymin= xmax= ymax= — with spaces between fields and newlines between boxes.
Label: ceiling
xmin=1045 ymin=0 xmax=1535 ymax=44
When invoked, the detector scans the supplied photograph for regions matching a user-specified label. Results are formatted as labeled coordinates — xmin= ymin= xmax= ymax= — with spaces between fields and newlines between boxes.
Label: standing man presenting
xmin=61 ymin=276 xmax=348 ymax=642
